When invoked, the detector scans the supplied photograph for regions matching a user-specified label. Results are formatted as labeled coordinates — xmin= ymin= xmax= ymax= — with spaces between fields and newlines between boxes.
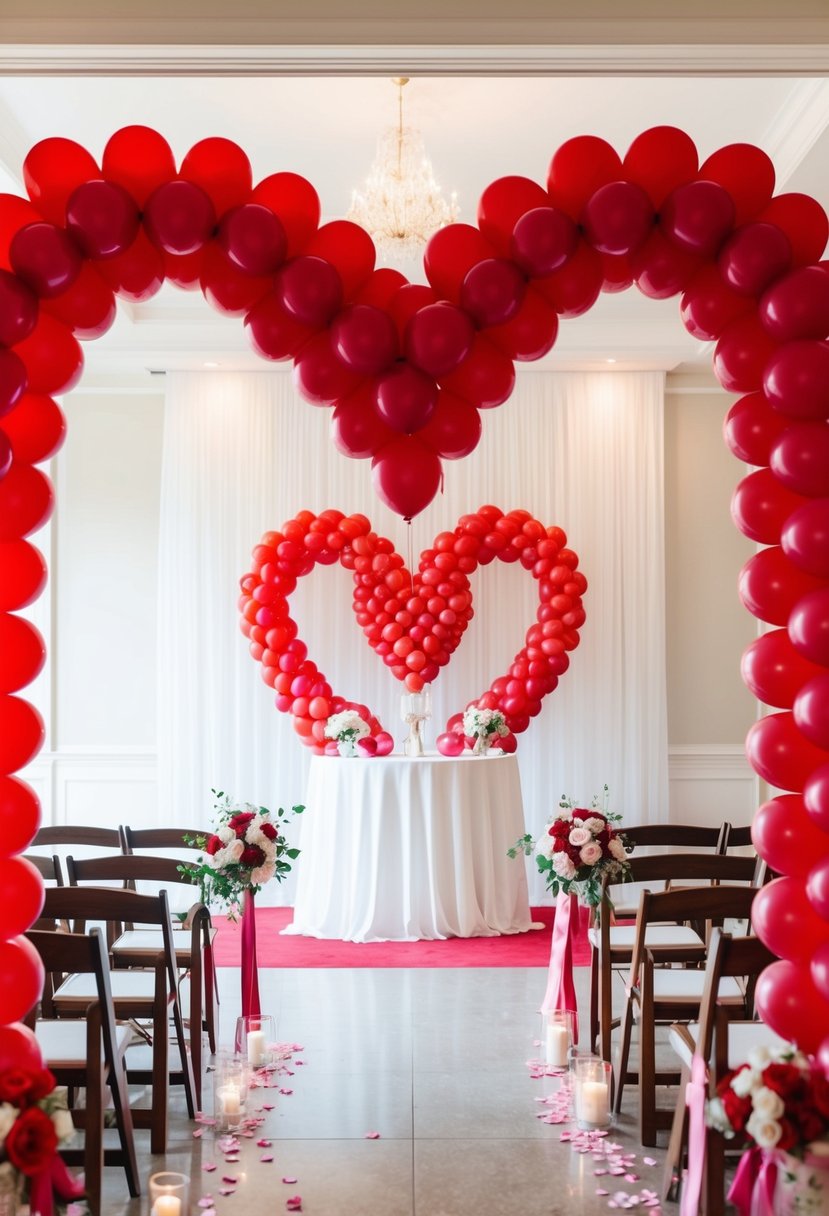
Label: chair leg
xmin=599 ymin=953 xmax=615 ymax=1064
xmin=204 ymin=942 xmax=218 ymax=1053
xmin=150 ymin=966 xmax=170 ymax=1155
xmin=84 ymin=1005 xmax=104 ymax=1216
xmin=702 ymin=1128 xmax=726 ymax=1216
xmin=171 ymin=988 xmax=197 ymax=1119
xmin=109 ymin=1049 xmax=140 ymax=1198
xmin=613 ymin=991 xmax=635 ymax=1115
xmin=589 ymin=948 xmax=599 ymax=1053
xmin=638 ymin=967 xmax=657 ymax=1147
xmin=662 ymin=1063 xmax=689 ymax=1202
xmin=189 ymin=955 xmax=203 ymax=1108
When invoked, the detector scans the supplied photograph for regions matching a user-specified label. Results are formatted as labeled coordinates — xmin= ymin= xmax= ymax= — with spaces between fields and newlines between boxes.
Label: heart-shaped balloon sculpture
xmin=239 ymin=505 xmax=586 ymax=753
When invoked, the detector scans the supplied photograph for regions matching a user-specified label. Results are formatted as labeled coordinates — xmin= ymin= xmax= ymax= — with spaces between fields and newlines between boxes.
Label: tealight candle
xmin=246 ymin=1028 xmax=267 ymax=1067
xmin=149 ymin=1171 xmax=189 ymax=1216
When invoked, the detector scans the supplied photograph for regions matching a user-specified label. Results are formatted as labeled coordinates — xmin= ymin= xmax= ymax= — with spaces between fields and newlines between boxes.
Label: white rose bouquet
xmin=462 ymin=706 xmax=509 ymax=754
xmin=324 ymin=710 xmax=371 ymax=753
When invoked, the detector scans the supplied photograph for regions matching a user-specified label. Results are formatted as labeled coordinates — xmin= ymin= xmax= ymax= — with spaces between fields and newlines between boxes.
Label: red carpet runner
xmin=211 ymin=905 xmax=593 ymax=969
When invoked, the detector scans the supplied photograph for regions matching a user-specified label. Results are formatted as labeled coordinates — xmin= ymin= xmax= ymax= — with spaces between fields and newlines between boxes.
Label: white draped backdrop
xmin=157 ymin=369 xmax=668 ymax=904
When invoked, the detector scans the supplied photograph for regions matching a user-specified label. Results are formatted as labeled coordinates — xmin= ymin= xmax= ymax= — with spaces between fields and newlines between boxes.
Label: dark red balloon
xmin=10 ymin=222 xmax=82 ymax=298
xmin=0 ymin=613 xmax=45 ymax=693
xmin=371 ymin=436 xmax=442 ymax=519
xmin=759 ymin=266 xmax=829 ymax=342
xmin=424 ymin=224 xmax=495 ymax=304
xmin=581 ymin=181 xmax=654 ymax=256
xmin=0 ymin=464 xmax=54 ymax=541
xmin=770 ymin=422 xmax=829 ymax=497
xmin=631 ymin=230 xmax=699 ymax=299
xmin=143 ymin=180 xmax=216 ymax=256
xmin=681 ymin=264 xmax=752 ymax=342
xmin=660 ymin=180 xmax=735 ymax=258
xmin=460 ymin=258 xmax=526 ymax=328
xmin=96 ymin=230 xmax=165 ymax=302
xmin=622 ymin=126 xmax=699 ymax=207
xmin=510 ymin=207 xmax=578 ymax=278
xmin=374 ymin=364 xmax=438 ymax=433
xmin=251 ymin=173 xmax=321 ymax=257
xmin=0 ymin=541 xmax=46 ymax=611
xmin=293 ymin=332 xmax=362 ymax=406
xmin=723 ymin=391 xmax=789 ymax=465
xmin=719 ymin=222 xmax=792 ymax=298
xmin=713 ymin=314 xmax=778 ymax=393
xmin=0 ymin=696 xmax=45 ymax=774
xmin=65 ymin=179 xmax=140 ymax=259
xmin=22 ymin=137 xmax=100 ymax=226
xmin=217 ymin=203 xmax=287 ymax=276
xmin=200 ymin=243 xmax=271 ymax=317
xmin=547 ymin=136 xmax=623 ymax=221
xmin=331 ymin=304 xmax=398 ymax=375
xmin=742 ymin=628 xmax=824 ymax=708
xmin=405 ymin=303 xmax=475 ymax=379
xmin=805 ymin=762 xmax=829 ymax=834
xmin=477 ymin=176 xmax=553 ymax=255
xmin=746 ymin=710 xmax=829 ymax=792
xmin=763 ymin=340 xmax=829 ymax=421
xmin=535 ymin=242 xmax=603 ymax=317
xmin=180 ymin=137 xmax=252 ymax=217
xmin=759 ymin=193 xmax=829 ymax=267
xmin=42 ymin=262 xmax=117 ymax=340
xmin=439 ymin=334 xmax=515 ymax=409
xmin=277 ymin=256 xmax=343 ymax=328
xmin=794 ymin=671 xmax=829 ymax=752
xmin=102 ymin=125 xmax=177 ymax=208
xmin=782 ymin=498 xmax=829 ymax=579
xmin=305 ymin=221 xmax=375 ymax=299
xmin=0 ymin=775 xmax=40 ymax=855
xmin=698 ymin=143 xmax=775 ymax=225
xmin=0 ymin=271 xmax=38 ymax=346
xmin=485 ymin=288 xmax=559 ymax=362
xmin=418 ymin=391 xmax=482 ymax=459
xmin=809 ymin=858 xmax=829 ymax=925
xmin=245 ymin=289 xmax=314 ymax=362
xmin=739 ymin=545 xmax=824 ymax=625
xmin=730 ymin=466 xmax=806 ymax=544
xmin=331 ymin=386 xmax=394 ymax=459
xmin=0 ymin=350 xmax=27 ymax=419
xmin=789 ymin=586 xmax=829 ymax=668
xmin=751 ymin=793 xmax=829 ymax=877
xmin=13 ymin=312 xmax=83 ymax=396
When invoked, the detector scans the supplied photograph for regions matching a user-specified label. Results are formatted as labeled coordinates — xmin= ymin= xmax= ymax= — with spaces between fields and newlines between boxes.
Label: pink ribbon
xmin=29 ymin=1153 xmax=86 ymax=1215
xmin=680 ymin=1053 xmax=707 ymax=1216
xmin=728 ymin=1146 xmax=779 ymax=1216
xmin=540 ymin=891 xmax=580 ymax=1042
xmin=241 ymin=888 xmax=261 ymax=1018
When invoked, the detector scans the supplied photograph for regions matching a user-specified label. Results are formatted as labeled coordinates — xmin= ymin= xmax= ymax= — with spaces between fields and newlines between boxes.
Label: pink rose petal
xmin=624 ymin=1173 xmax=640 ymax=1183
xmin=261 ymin=1154 xmax=274 ymax=1163
xmin=279 ymin=1088 xmax=293 ymax=1095
xmin=202 ymin=1163 xmax=217 ymax=1173
xmin=643 ymin=1157 xmax=657 ymax=1167
xmin=219 ymin=1190 xmax=236 ymax=1198
xmin=282 ymin=1177 xmax=298 ymax=1185
xmin=198 ymin=1201 xmax=214 ymax=1210
xmin=286 ymin=1198 xmax=302 ymax=1211
xmin=262 ymin=1103 xmax=275 ymax=1111
xmin=257 ymin=1138 xmax=272 ymax=1147
xmin=221 ymin=1175 xmax=237 ymax=1184
xmin=596 ymin=1190 xmax=609 ymax=1198
xmin=364 ymin=1131 xmax=381 ymax=1139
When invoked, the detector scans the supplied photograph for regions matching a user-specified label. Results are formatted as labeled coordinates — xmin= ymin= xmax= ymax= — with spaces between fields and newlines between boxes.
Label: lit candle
xmin=217 ymin=1083 xmax=241 ymax=1117
xmin=545 ymin=1023 xmax=569 ymax=1068
xmin=247 ymin=1029 xmax=267 ymax=1068
xmin=577 ymin=1079 xmax=609 ymax=1126
xmin=151 ymin=1198 xmax=181 ymax=1216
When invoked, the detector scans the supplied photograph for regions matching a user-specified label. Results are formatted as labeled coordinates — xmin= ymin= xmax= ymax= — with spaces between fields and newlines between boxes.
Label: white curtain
xmin=157 ymin=369 xmax=668 ymax=904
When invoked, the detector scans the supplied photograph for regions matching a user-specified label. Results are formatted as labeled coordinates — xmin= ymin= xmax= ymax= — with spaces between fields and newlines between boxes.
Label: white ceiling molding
xmin=762 ymin=79 xmax=829 ymax=185
xmin=1 ymin=43 xmax=829 ymax=76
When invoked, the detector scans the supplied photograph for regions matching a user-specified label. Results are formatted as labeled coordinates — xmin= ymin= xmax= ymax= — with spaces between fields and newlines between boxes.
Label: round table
xmin=282 ymin=752 xmax=535 ymax=942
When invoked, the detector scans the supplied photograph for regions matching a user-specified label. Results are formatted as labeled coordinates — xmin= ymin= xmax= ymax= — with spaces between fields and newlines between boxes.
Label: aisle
xmin=102 ymin=966 xmax=677 ymax=1216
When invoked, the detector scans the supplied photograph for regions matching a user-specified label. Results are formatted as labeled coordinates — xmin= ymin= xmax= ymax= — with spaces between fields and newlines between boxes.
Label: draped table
xmin=282 ymin=752 xmax=535 ymax=942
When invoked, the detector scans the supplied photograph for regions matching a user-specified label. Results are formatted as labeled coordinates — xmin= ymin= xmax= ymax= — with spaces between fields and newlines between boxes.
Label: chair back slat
xmin=67 ymin=853 xmax=200 ymax=887
xmin=624 ymin=823 xmax=729 ymax=852
xmin=23 ymin=853 xmax=63 ymax=884
xmin=121 ymin=827 xmax=205 ymax=854
xmin=33 ymin=825 xmax=123 ymax=849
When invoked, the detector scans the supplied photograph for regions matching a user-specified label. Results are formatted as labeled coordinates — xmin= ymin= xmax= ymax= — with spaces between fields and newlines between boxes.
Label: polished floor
xmin=101 ymin=965 xmax=679 ymax=1216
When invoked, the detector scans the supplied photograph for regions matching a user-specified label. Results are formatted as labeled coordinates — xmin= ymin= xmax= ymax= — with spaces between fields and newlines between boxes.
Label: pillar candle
xmin=545 ymin=1023 xmax=569 ymax=1068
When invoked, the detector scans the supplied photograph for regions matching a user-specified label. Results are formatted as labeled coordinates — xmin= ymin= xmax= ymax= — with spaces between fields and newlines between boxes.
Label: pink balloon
xmin=437 ymin=731 xmax=464 ymax=757
xmin=323 ymin=740 xmax=339 ymax=756
xmin=374 ymin=731 xmax=394 ymax=756
xmin=357 ymin=736 xmax=378 ymax=757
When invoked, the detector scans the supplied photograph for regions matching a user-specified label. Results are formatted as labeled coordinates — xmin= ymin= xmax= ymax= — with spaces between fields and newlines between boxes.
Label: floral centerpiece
xmin=462 ymin=706 xmax=509 ymax=755
xmin=707 ymin=1042 xmax=829 ymax=1215
xmin=183 ymin=790 xmax=304 ymax=919
xmin=510 ymin=787 xmax=631 ymax=908
xmin=324 ymin=710 xmax=371 ymax=757
xmin=0 ymin=1066 xmax=84 ymax=1215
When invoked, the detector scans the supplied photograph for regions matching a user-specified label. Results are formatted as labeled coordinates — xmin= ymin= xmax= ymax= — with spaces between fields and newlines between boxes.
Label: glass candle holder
xmin=213 ymin=1052 xmax=248 ymax=1132
xmin=573 ymin=1055 xmax=613 ymax=1130
xmin=539 ymin=1009 xmax=574 ymax=1070
xmin=235 ymin=1013 xmax=277 ymax=1069
xmin=149 ymin=1171 xmax=190 ymax=1216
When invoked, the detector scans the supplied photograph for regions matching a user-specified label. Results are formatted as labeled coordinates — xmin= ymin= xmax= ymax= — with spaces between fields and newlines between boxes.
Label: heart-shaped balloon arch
xmin=0 ymin=125 xmax=828 ymax=1062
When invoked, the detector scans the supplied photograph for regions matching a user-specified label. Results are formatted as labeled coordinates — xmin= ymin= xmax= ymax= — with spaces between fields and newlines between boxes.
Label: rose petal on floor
xmin=282 ymin=1177 xmax=298 ymax=1185
xmin=364 ymin=1131 xmax=381 ymax=1139
xmin=286 ymin=1197 xmax=302 ymax=1211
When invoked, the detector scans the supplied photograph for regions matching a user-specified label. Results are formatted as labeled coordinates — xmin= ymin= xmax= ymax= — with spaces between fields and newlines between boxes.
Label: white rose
xmin=746 ymin=1113 xmax=783 ymax=1149
xmin=52 ymin=1108 xmax=75 ymax=1142
xmin=552 ymin=853 xmax=576 ymax=880
xmin=217 ymin=824 xmax=234 ymax=844
xmin=731 ymin=1067 xmax=759 ymax=1098
xmin=0 ymin=1104 xmax=18 ymax=1141
xmin=568 ymin=827 xmax=591 ymax=847
xmin=536 ymin=833 xmax=556 ymax=861
xmin=579 ymin=841 xmax=603 ymax=866
xmin=582 ymin=817 xmax=605 ymax=835
xmin=747 ymin=1045 xmax=772 ymax=1071
xmin=608 ymin=837 xmax=626 ymax=862
xmin=250 ymin=864 xmax=276 ymax=886
xmin=751 ymin=1087 xmax=785 ymax=1120
xmin=556 ymin=809 xmax=573 ymax=823
xmin=705 ymin=1096 xmax=732 ymax=1136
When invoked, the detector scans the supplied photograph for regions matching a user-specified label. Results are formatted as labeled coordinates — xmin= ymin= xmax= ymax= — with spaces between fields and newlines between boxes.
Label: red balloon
xmin=460 ymin=258 xmax=526 ymax=328
xmin=741 ymin=628 xmax=824 ymax=707
xmin=405 ymin=303 xmax=474 ymax=378
xmin=0 ymin=776 xmax=39 ymax=856
xmin=753 ymin=875 xmax=829 ymax=962
xmin=547 ymin=136 xmax=623 ymax=221
xmin=790 ymin=587 xmax=829 ymax=668
xmin=162 ymin=247 xmax=206 ymax=292
xmin=331 ymin=304 xmax=398 ymax=375
xmin=805 ymin=763 xmax=829 ymax=834
xmin=770 ymin=422 xmax=829 ymax=497
xmin=277 ymin=256 xmax=343 ymax=328
xmin=719 ymin=222 xmax=792 ymax=298
xmin=631 ymin=230 xmax=699 ymax=299
xmin=0 ymin=541 xmax=46 ymax=611
xmin=217 ymin=203 xmax=287 ymax=277
xmin=0 ymin=936 xmax=44 ymax=1023
xmin=354 ymin=268 xmax=409 ymax=310
xmin=763 ymin=340 xmax=829 ymax=421
xmin=477 ymin=175 xmax=552 ymax=255
xmin=389 ymin=284 xmax=439 ymax=340
xmin=14 ymin=311 xmax=83 ymax=396
xmin=0 ymin=270 xmax=38 ymax=347
xmin=437 ymin=731 xmax=464 ymax=757
xmin=331 ymin=387 xmax=395 ymax=459
xmin=200 ymin=243 xmax=271 ymax=317
xmin=143 ymin=180 xmax=216 ymax=256
xmin=371 ymin=436 xmax=442 ymax=519
xmin=808 ymin=856 xmax=829 ymax=923
xmin=96 ymin=230 xmax=165 ymax=302
xmin=65 ymin=179 xmax=140 ymax=260
xmin=0 ymin=433 xmax=9 ymax=481
xmin=0 ymin=614 xmax=45 ymax=692
xmin=813 ymin=941 xmax=829 ymax=1005
xmin=758 ymin=193 xmax=829 ymax=266
xmin=739 ymin=546 xmax=825 ymax=625
xmin=581 ymin=181 xmax=654 ymax=256
xmin=102 ymin=125 xmax=176 ymax=208
xmin=439 ymin=334 xmax=515 ymax=409
xmin=0 ymin=1023 xmax=43 ymax=1072
xmin=10 ymin=222 xmax=82 ymax=298
xmin=535 ymin=242 xmax=603 ymax=317
xmin=723 ymin=391 xmax=788 ymax=465
xmin=731 ymin=467 xmax=805 ymax=544
xmin=0 ymin=696 xmax=45 ymax=773
xmin=794 ymin=671 xmax=829 ymax=752
xmin=681 ymin=264 xmax=752 ymax=342
xmin=485 ymin=287 xmax=559 ymax=362
xmin=713 ymin=314 xmax=778 ymax=394
xmin=510 ymin=207 xmax=578 ymax=278
xmin=600 ymin=251 xmax=634 ymax=294
xmin=698 ymin=143 xmax=775 ymax=225
xmin=659 ymin=180 xmax=735 ymax=258
xmin=751 ymin=794 xmax=829 ymax=877
xmin=251 ymin=173 xmax=321 ymax=257
xmin=0 ymin=194 xmax=44 ymax=270
xmin=0 ymin=856 xmax=44 ymax=940
xmin=424 ymin=224 xmax=495 ymax=303
xmin=23 ymin=137 xmax=100 ymax=226
xmin=0 ymin=350 xmax=27 ymax=419
xmin=375 ymin=731 xmax=394 ymax=756
xmin=622 ymin=126 xmax=699 ymax=207
xmin=245 ymin=289 xmax=314 ymax=362
xmin=42 ymin=262 xmax=117 ymax=339
xmin=292 ymin=332 xmax=361 ymax=406
xmin=374 ymin=364 xmax=438 ymax=434
xmin=305 ymin=221 xmax=375 ymax=299
xmin=759 ymin=266 xmax=829 ymax=343
xmin=0 ymin=465 xmax=54 ymax=542
xmin=180 ymin=137 xmax=252 ymax=217
xmin=746 ymin=710 xmax=829 ymax=792
xmin=782 ymin=498 xmax=829 ymax=579
xmin=419 ymin=391 xmax=482 ymax=459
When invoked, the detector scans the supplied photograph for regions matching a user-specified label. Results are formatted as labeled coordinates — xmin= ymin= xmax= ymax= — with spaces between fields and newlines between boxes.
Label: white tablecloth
xmin=283 ymin=753 xmax=534 ymax=942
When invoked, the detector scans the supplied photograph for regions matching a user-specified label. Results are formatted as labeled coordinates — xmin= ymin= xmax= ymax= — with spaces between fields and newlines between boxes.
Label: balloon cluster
xmin=239 ymin=506 xmax=585 ymax=754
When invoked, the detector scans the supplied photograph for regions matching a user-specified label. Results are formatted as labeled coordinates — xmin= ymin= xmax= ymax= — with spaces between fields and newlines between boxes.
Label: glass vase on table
xmin=401 ymin=683 xmax=431 ymax=758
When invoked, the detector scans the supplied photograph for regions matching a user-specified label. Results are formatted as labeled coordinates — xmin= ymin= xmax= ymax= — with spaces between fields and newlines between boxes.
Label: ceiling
xmin=1 ymin=73 xmax=828 ymax=381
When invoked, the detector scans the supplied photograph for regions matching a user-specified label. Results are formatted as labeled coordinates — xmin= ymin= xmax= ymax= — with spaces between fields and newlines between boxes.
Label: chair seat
xmin=669 ymin=1021 xmax=788 ymax=1070
xmin=55 ymin=969 xmax=160 ymax=1005
xmin=36 ymin=1018 xmax=133 ymax=1068
xmin=588 ymin=924 xmax=704 ymax=950
xmin=624 ymin=969 xmax=745 ymax=1006
xmin=112 ymin=925 xmax=216 ymax=959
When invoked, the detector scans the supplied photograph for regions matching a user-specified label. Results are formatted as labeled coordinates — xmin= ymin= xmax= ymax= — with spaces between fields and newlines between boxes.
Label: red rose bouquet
xmin=0 ymin=1066 xmax=80 ymax=1212
xmin=707 ymin=1043 xmax=829 ymax=1154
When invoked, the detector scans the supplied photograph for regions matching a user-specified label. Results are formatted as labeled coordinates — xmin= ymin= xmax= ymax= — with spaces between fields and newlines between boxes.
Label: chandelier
xmin=347 ymin=77 xmax=459 ymax=265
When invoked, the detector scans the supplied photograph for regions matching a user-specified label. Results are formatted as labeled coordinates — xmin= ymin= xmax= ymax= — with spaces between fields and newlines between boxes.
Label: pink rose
xmin=579 ymin=841 xmax=602 ymax=866
xmin=568 ymin=827 xmax=591 ymax=848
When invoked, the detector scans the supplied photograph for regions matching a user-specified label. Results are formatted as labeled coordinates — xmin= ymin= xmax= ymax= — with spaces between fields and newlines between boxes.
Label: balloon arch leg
xmin=0 ymin=125 xmax=828 ymax=1071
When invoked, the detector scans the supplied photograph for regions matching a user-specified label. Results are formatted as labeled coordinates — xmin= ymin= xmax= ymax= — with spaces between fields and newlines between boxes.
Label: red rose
xmin=551 ymin=821 xmax=569 ymax=839
xmin=0 ymin=1068 xmax=54 ymax=1107
xmin=794 ymin=1107 xmax=826 ymax=1145
xmin=205 ymin=835 xmax=222 ymax=856
xmin=811 ymin=1072 xmax=829 ymax=1120
xmin=4 ymin=1107 xmax=58 ymax=1176
xmin=25 ymin=1069 xmax=56 ymax=1105
xmin=241 ymin=845 xmax=265 ymax=868
xmin=763 ymin=1063 xmax=805 ymax=1102
xmin=776 ymin=1117 xmax=800 ymax=1153
xmin=229 ymin=811 xmax=256 ymax=837
xmin=260 ymin=822 xmax=277 ymax=841
xmin=553 ymin=838 xmax=568 ymax=853
xmin=721 ymin=1086 xmax=752 ymax=1132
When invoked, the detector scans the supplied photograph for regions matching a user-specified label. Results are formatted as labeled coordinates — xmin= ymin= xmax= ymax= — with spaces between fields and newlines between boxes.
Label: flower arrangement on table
xmin=510 ymin=787 xmax=631 ymax=908
xmin=462 ymin=706 xmax=510 ymax=755
xmin=706 ymin=1042 xmax=829 ymax=1215
xmin=324 ymin=710 xmax=371 ymax=757
xmin=183 ymin=790 xmax=304 ymax=919
xmin=0 ymin=1066 xmax=85 ymax=1214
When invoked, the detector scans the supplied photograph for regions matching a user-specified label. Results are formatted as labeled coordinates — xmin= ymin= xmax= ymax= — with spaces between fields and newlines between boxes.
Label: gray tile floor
xmin=101 ymin=965 xmax=680 ymax=1216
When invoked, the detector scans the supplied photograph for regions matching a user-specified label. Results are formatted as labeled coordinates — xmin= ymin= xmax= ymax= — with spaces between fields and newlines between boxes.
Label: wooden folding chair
xmin=66 ymin=853 xmax=214 ymax=1102
xmin=662 ymin=928 xmax=780 ymax=1212
xmin=613 ymin=882 xmax=760 ymax=1146
xmin=610 ymin=822 xmax=730 ymax=917
xmin=27 ymin=927 xmax=140 ymax=1216
xmin=40 ymin=886 xmax=196 ymax=1154
xmin=23 ymin=852 xmax=64 ymax=885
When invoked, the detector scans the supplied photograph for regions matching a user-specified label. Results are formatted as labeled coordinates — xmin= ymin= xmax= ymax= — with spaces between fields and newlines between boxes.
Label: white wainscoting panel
xmin=668 ymin=744 xmax=759 ymax=832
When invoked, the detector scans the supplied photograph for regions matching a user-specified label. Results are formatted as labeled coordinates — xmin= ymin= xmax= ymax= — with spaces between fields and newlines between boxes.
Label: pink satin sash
xmin=680 ymin=1053 xmax=707 ymax=1216
xmin=241 ymin=888 xmax=261 ymax=1018
xmin=728 ymin=1146 xmax=779 ymax=1216
xmin=29 ymin=1154 xmax=86 ymax=1215
xmin=540 ymin=891 xmax=580 ymax=1043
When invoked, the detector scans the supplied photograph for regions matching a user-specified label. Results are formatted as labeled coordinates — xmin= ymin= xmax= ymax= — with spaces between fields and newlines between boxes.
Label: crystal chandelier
xmin=347 ymin=77 xmax=459 ymax=265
